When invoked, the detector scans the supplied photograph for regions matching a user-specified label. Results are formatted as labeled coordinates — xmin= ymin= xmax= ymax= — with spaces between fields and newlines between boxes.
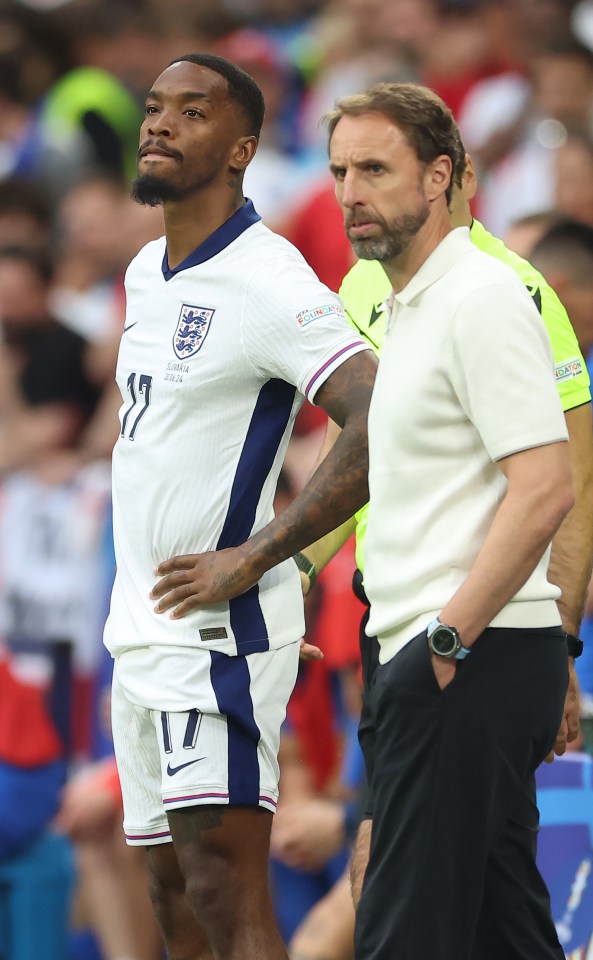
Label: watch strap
xmin=293 ymin=551 xmax=317 ymax=588
xmin=454 ymin=644 xmax=471 ymax=661
xmin=565 ymin=633 xmax=583 ymax=658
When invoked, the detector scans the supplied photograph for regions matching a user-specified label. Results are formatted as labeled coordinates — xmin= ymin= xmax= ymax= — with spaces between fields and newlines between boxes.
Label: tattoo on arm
xmin=246 ymin=351 xmax=377 ymax=570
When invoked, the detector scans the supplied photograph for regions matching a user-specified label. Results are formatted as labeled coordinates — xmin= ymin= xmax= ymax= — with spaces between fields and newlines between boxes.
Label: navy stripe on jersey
xmin=217 ymin=377 xmax=297 ymax=654
xmin=210 ymin=651 xmax=261 ymax=806
xmin=162 ymin=199 xmax=261 ymax=280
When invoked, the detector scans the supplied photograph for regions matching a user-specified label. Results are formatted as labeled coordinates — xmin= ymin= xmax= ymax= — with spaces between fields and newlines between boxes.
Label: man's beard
xmin=348 ymin=202 xmax=429 ymax=261
xmin=131 ymin=174 xmax=186 ymax=207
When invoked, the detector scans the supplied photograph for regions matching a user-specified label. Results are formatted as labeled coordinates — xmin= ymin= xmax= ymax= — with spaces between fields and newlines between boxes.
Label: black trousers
xmin=355 ymin=625 xmax=568 ymax=960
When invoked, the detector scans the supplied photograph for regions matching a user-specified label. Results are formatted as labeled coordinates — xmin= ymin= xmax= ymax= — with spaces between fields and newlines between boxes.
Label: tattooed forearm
xmin=244 ymin=350 xmax=376 ymax=574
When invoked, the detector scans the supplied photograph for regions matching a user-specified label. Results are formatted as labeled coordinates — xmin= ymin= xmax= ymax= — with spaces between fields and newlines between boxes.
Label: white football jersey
xmin=104 ymin=201 xmax=368 ymax=664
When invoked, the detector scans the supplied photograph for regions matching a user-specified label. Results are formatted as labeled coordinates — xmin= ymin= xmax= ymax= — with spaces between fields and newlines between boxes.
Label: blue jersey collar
xmin=162 ymin=198 xmax=261 ymax=281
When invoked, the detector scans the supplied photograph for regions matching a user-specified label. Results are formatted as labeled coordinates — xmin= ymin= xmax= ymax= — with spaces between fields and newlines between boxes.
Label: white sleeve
xmin=450 ymin=282 xmax=568 ymax=461
xmin=242 ymin=255 xmax=371 ymax=402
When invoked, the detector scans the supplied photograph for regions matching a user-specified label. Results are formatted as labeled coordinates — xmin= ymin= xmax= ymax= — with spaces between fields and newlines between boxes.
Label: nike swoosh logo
xmin=166 ymin=757 xmax=206 ymax=776
xmin=123 ymin=321 xmax=138 ymax=333
xmin=369 ymin=304 xmax=382 ymax=326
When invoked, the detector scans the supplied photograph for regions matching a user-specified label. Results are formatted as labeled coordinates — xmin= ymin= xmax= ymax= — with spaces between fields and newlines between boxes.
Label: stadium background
xmin=1 ymin=0 xmax=593 ymax=958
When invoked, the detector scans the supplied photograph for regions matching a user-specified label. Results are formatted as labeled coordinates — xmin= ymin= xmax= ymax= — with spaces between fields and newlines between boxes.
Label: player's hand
xmin=299 ymin=637 xmax=324 ymax=661
xmin=299 ymin=569 xmax=311 ymax=596
xmin=544 ymin=656 xmax=580 ymax=763
xmin=430 ymin=652 xmax=457 ymax=690
xmin=55 ymin=761 xmax=120 ymax=841
xmin=151 ymin=546 xmax=261 ymax=617
xmin=271 ymin=800 xmax=345 ymax=871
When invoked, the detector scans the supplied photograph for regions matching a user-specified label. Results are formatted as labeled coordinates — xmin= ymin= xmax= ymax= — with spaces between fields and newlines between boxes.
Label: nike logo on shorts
xmin=123 ymin=321 xmax=138 ymax=333
xmin=166 ymin=757 xmax=206 ymax=776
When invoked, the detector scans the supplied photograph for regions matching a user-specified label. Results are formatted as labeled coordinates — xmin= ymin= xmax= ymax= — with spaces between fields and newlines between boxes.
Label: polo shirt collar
xmin=162 ymin=198 xmax=261 ymax=281
xmin=395 ymin=226 xmax=471 ymax=305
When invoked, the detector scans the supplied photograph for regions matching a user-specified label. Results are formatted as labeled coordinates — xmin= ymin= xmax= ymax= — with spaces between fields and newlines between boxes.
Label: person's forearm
xmin=351 ymin=818 xmax=372 ymax=907
xmin=243 ymin=412 xmax=369 ymax=578
xmin=440 ymin=447 xmax=574 ymax=646
xmin=547 ymin=404 xmax=593 ymax=635
xmin=549 ymin=510 xmax=593 ymax=636
xmin=298 ymin=416 xmax=357 ymax=575
xmin=300 ymin=515 xmax=357 ymax=576
xmin=239 ymin=352 xmax=375 ymax=579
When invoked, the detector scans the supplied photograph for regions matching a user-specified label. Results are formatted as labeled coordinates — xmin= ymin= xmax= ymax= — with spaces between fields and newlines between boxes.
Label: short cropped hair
xmin=530 ymin=217 xmax=593 ymax=287
xmin=169 ymin=53 xmax=265 ymax=139
xmin=324 ymin=82 xmax=466 ymax=205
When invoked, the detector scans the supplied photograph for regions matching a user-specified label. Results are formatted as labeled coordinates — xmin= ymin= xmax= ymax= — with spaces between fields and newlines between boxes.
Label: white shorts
xmin=111 ymin=641 xmax=300 ymax=845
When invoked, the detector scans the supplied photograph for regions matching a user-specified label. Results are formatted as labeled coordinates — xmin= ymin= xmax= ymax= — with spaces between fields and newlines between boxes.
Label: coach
xmin=327 ymin=82 xmax=573 ymax=960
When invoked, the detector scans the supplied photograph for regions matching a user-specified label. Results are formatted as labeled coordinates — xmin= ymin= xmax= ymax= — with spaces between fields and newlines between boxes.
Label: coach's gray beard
xmin=350 ymin=204 xmax=430 ymax=261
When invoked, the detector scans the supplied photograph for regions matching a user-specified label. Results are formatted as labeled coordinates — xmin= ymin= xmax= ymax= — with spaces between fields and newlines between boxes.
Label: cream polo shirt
xmin=364 ymin=227 xmax=569 ymax=664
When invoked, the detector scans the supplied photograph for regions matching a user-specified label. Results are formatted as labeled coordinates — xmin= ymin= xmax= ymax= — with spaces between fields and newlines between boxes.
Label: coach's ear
xmin=425 ymin=154 xmax=453 ymax=203
xmin=229 ymin=136 xmax=258 ymax=175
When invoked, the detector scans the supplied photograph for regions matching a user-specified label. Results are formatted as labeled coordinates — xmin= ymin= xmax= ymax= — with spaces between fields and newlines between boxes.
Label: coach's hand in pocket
xmin=430 ymin=653 xmax=457 ymax=690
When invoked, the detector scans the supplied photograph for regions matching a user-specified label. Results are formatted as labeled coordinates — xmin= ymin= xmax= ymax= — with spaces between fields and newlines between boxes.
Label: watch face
xmin=431 ymin=626 xmax=457 ymax=657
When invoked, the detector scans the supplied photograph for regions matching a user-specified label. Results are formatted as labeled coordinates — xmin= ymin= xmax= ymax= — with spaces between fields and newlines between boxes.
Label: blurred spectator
xmin=0 ymin=177 xmax=52 ymax=251
xmin=49 ymin=175 xmax=164 ymax=463
xmin=528 ymin=217 xmax=593 ymax=705
xmin=37 ymin=4 xmax=163 ymax=191
xmin=530 ymin=218 xmax=593 ymax=365
xmin=58 ymin=755 xmax=163 ymax=960
xmin=55 ymin=2 xmax=166 ymax=102
xmin=0 ymin=49 xmax=86 ymax=202
xmin=214 ymin=28 xmax=310 ymax=225
xmin=554 ymin=134 xmax=593 ymax=226
xmin=52 ymin=174 xmax=157 ymax=343
xmin=280 ymin=175 xmax=355 ymax=291
xmin=0 ymin=640 xmax=73 ymax=960
xmin=423 ymin=0 xmax=516 ymax=117
xmin=0 ymin=640 xmax=65 ymax=861
xmin=289 ymin=867 xmax=354 ymax=960
xmin=504 ymin=209 xmax=564 ymax=257
xmin=460 ymin=39 xmax=593 ymax=234
xmin=0 ymin=246 xmax=101 ymax=475
xmin=39 ymin=65 xmax=142 ymax=191
xmin=0 ymin=56 xmax=36 ymax=182
xmin=269 ymin=510 xmax=363 ymax=942
xmin=296 ymin=0 xmax=422 ymax=160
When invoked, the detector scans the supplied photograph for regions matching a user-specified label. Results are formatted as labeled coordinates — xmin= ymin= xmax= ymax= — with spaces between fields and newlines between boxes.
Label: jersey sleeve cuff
xmin=304 ymin=342 xmax=372 ymax=403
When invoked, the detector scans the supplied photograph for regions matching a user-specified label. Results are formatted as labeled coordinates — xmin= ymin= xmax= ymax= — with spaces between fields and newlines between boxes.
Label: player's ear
xmin=229 ymin=136 xmax=258 ymax=174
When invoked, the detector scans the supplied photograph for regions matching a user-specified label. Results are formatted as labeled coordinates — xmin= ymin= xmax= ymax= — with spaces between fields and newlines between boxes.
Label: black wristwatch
xmin=565 ymin=633 xmax=583 ymax=659
xmin=427 ymin=618 xmax=471 ymax=661
xmin=293 ymin=551 xmax=317 ymax=589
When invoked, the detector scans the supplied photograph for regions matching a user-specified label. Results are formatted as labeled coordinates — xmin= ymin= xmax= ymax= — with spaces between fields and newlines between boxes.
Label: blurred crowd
xmin=2 ymin=0 xmax=593 ymax=958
